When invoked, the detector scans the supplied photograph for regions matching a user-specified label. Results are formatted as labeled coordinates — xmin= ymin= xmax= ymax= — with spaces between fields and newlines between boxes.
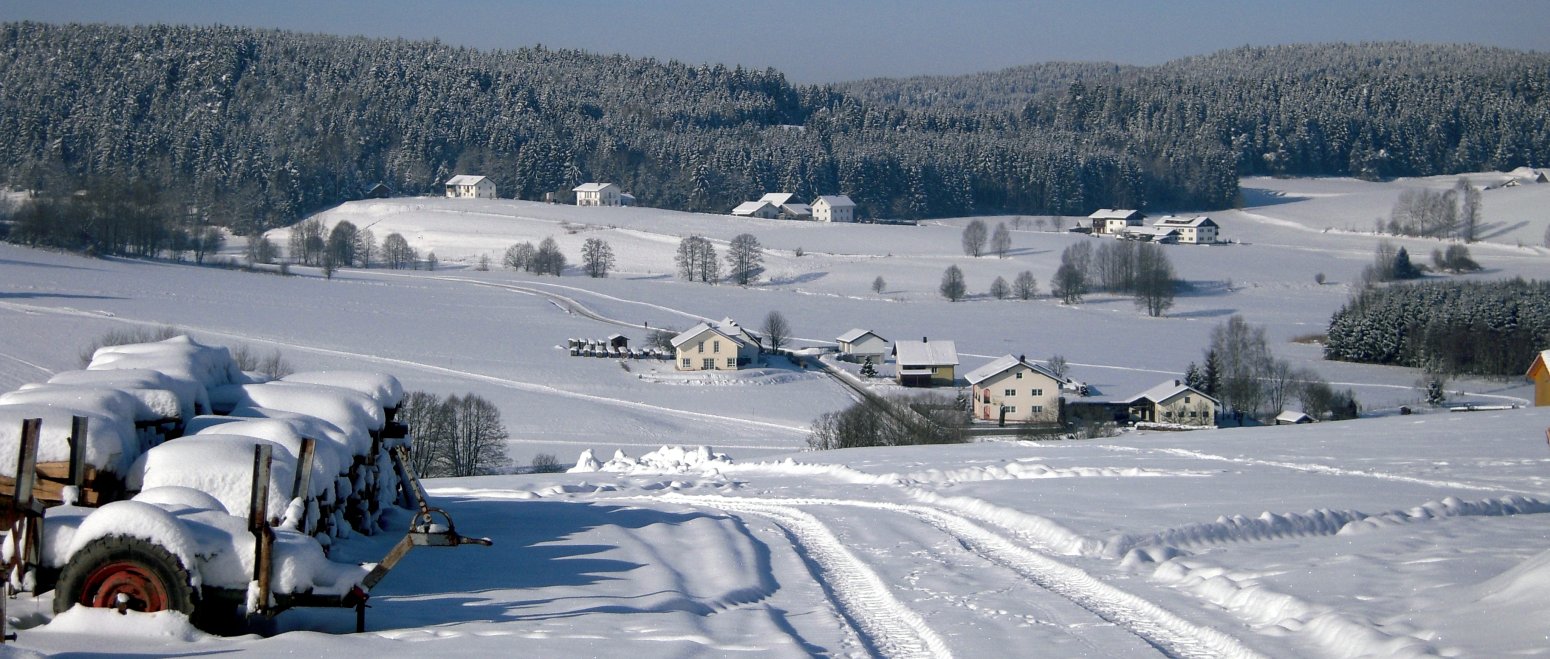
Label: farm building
xmin=1275 ymin=410 xmax=1314 ymax=425
xmin=732 ymin=201 xmax=780 ymax=219
xmin=671 ymin=319 xmax=761 ymax=372
xmin=964 ymin=355 xmax=1066 ymax=424
xmin=445 ymin=175 xmax=495 ymax=199
xmin=1123 ymin=380 xmax=1219 ymax=426
xmin=1089 ymin=209 xmax=1146 ymax=235
xmin=1526 ymin=350 xmax=1550 ymax=406
xmin=892 ymin=338 xmax=958 ymax=387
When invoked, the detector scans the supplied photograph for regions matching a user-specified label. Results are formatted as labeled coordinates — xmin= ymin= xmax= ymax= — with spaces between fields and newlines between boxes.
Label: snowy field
xmin=1 ymin=173 xmax=1550 ymax=655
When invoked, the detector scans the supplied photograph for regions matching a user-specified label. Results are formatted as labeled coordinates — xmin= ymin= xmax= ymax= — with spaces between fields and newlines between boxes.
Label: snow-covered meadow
xmin=2 ymin=172 xmax=1550 ymax=656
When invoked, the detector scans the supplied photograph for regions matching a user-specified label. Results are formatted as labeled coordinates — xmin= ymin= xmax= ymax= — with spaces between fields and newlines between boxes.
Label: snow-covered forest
xmin=3 ymin=25 xmax=1548 ymax=231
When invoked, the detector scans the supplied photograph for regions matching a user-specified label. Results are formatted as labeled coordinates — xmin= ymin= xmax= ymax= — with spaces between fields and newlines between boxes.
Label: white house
xmin=812 ymin=195 xmax=856 ymax=223
xmin=964 ymin=355 xmax=1066 ymax=424
xmin=1152 ymin=215 xmax=1219 ymax=244
xmin=1122 ymin=380 xmax=1219 ymax=426
xmin=445 ymin=175 xmax=496 ymax=199
xmin=1088 ymin=209 xmax=1146 ymax=235
xmin=573 ymin=182 xmax=622 ymax=207
xmin=892 ymin=338 xmax=958 ymax=387
xmin=670 ymin=318 xmax=761 ymax=372
xmin=836 ymin=329 xmax=889 ymax=364
xmin=731 ymin=201 xmax=780 ymax=219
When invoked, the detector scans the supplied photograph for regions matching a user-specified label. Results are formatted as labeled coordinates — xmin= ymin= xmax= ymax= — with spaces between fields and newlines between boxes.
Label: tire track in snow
xmin=661 ymin=494 xmax=1262 ymax=659
xmin=0 ymin=300 xmax=807 ymax=436
xmin=651 ymin=494 xmax=953 ymax=659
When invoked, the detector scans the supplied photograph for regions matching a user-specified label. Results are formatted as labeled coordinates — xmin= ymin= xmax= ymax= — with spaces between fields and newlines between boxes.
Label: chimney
xmin=922 ymin=337 xmax=928 ymax=343
xmin=1175 ymin=379 xmax=1181 ymax=386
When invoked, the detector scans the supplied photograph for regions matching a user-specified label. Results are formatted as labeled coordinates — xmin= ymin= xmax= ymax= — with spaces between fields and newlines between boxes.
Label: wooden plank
xmin=67 ymin=416 xmax=87 ymax=489
xmin=12 ymin=419 xmax=40 ymax=514
xmin=249 ymin=444 xmax=274 ymax=617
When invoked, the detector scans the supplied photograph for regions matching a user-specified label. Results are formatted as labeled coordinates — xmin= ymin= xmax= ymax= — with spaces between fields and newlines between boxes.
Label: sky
xmin=4 ymin=1 xmax=1550 ymax=83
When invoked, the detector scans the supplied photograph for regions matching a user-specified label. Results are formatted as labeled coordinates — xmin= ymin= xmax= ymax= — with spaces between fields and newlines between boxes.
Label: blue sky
xmin=5 ymin=1 xmax=1549 ymax=83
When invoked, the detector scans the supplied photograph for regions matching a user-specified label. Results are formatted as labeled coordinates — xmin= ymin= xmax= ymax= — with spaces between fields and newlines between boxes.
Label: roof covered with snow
xmin=964 ymin=355 xmax=1064 ymax=385
xmin=813 ymin=195 xmax=855 ymax=208
xmin=445 ymin=175 xmax=488 ymax=186
xmin=670 ymin=318 xmax=755 ymax=350
xmin=572 ymin=182 xmax=617 ymax=192
xmin=1089 ymin=208 xmax=1144 ymax=220
xmin=731 ymin=201 xmax=776 ymax=216
xmin=1122 ymin=380 xmax=1217 ymax=406
xmin=1154 ymin=215 xmax=1218 ymax=228
xmin=758 ymin=193 xmax=798 ymax=206
xmin=837 ymin=328 xmax=885 ymax=344
xmin=892 ymin=339 xmax=958 ymax=367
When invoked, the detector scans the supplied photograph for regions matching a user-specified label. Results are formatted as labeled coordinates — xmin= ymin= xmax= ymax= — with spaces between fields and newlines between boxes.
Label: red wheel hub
xmin=79 ymin=560 xmax=172 ymax=612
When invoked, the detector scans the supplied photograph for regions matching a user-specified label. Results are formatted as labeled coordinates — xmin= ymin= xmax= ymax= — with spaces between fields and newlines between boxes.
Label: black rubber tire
xmin=52 ymin=534 xmax=198 ymax=616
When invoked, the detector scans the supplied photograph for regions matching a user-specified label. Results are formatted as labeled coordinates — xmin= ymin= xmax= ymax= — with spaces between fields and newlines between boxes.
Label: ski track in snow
xmin=0 ymin=299 xmax=808 ymax=436
xmin=1103 ymin=445 xmax=1545 ymax=496
xmin=658 ymin=493 xmax=1263 ymax=659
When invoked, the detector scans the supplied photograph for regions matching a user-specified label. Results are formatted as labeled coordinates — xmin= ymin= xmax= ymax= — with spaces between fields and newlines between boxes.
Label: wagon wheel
xmin=53 ymin=534 xmax=197 ymax=616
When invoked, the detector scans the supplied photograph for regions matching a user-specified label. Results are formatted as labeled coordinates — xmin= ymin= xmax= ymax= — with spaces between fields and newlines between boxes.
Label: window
xmin=1031 ymin=405 xmax=1042 ymax=413
xmin=1184 ymin=396 xmax=1191 ymax=403
xmin=1005 ymin=406 xmax=1016 ymax=413
xmin=1004 ymin=389 xmax=1016 ymax=397
xmin=697 ymin=342 xmax=704 ymax=353
xmin=702 ymin=358 xmax=714 ymax=369
xmin=1189 ymin=411 xmax=1198 ymax=418
xmin=726 ymin=358 xmax=736 ymax=368
xmin=713 ymin=341 xmax=721 ymax=353
xmin=1031 ymin=388 xmax=1043 ymax=396
xmin=1015 ymin=372 xmax=1023 ymax=379
xmin=681 ymin=358 xmax=690 ymax=367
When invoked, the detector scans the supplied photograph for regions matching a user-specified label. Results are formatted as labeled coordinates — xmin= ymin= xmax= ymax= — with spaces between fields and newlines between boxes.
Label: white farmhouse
xmin=964 ymin=355 xmax=1066 ymax=424
xmin=1088 ymin=209 xmax=1145 ymax=235
xmin=812 ymin=195 xmax=856 ymax=223
xmin=445 ymin=175 xmax=496 ymax=199
xmin=670 ymin=318 xmax=761 ymax=371
xmin=779 ymin=203 xmax=813 ymax=221
xmin=836 ymin=328 xmax=889 ymax=364
xmin=1152 ymin=215 xmax=1219 ymax=244
xmin=731 ymin=201 xmax=780 ymax=219
xmin=573 ymin=182 xmax=622 ymax=207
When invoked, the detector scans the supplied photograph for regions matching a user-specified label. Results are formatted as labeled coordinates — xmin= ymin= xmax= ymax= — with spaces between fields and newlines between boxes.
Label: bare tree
xmin=762 ymin=311 xmax=790 ymax=354
xmin=504 ymin=241 xmax=536 ymax=271
xmin=1013 ymin=270 xmax=1038 ymax=300
xmin=439 ymin=393 xmax=511 ymax=477
xmin=381 ymin=232 xmax=414 ymax=269
xmin=581 ymin=237 xmax=614 ymax=278
xmin=1049 ymin=215 xmax=1065 ymax=232
xmin=534 ymin=237 xmax=565 ymax=275
xmin=1133 ymin=243 xmax=1176 ymax=317
xmin=961 ymin=219 xmax=988 ymax=257
xmin=1457 ymin=177 xmax=1481 ymax=243
xmin=675 ymin=235 xmax=719 ymax=283
xmin=246 ymin=233 xmax=276 ymax=265
xmin=1209 ymin=315 xmax=1273 ymax=418
xmin=355 ymin=228 xmax=376 ymax=268
xmin=399 ymin=391 xmax=452 ymax=477
xmin=325 ymin=221 xmax=358 ymax=272
xmin=726 ymin=233 xmax=764 ymax=285
xmin=940 ymin=265 xmax=967 ymax=301
xmin=872 ymin=275 xmax=886 ymax=295
xmin=190 ymin=226 xmax=223 ymax=265
xmin=990 ymin=222 xmax=1012 ymax=258
xmin=989 ymin=276 xmax=1010 ymax=299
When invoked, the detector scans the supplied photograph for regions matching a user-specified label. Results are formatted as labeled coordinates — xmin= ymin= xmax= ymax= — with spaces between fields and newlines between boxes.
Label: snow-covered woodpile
xmin=0 ymin=336 xmax=411 ymax=542
xmin=566 ymin=337 xmax=669 ymax=360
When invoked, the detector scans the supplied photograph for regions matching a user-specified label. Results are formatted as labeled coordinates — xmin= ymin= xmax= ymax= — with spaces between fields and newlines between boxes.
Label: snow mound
xmin=570 ymin=445 xmax=731 ymax=474
xmin=1 ymin=385 xmax=148 ymax=424
xmin=87 ymin=336 xmax=247 ymax=409
xmin=43 ymin=606 xmax=210 ymax=642
xmin=188 ymin=417 xmax=347 ymax=489
xmin=211 ymin=382 xmax=384 ymax=440
xmin=126 ymin=435 xmax=297 ymax=519
xmin=62 ymin=500 xmax=201 ymax=581
xmin=0 ymin=403 xmax=138 ymax=475
xmin=48 ymin=368 xmax=201 ymax=421
xmin=281 ymin=371 xmax=406 ymax=410
xmin=196 ymin=409 xmax=360 ymax=467
xmin=133 ymin=486 xmax=229 ymax=514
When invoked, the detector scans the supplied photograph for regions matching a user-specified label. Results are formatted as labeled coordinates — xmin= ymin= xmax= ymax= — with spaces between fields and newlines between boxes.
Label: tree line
xmin=1325 ymin=279 xmax=1550 ymax=376
xmin=17 ymin=27 xmax=1544 ymax=236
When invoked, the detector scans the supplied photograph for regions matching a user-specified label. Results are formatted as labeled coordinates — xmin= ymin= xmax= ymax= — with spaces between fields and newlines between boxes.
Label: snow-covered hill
xmin=3 ymin=173 xmax=1550 ymax=655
